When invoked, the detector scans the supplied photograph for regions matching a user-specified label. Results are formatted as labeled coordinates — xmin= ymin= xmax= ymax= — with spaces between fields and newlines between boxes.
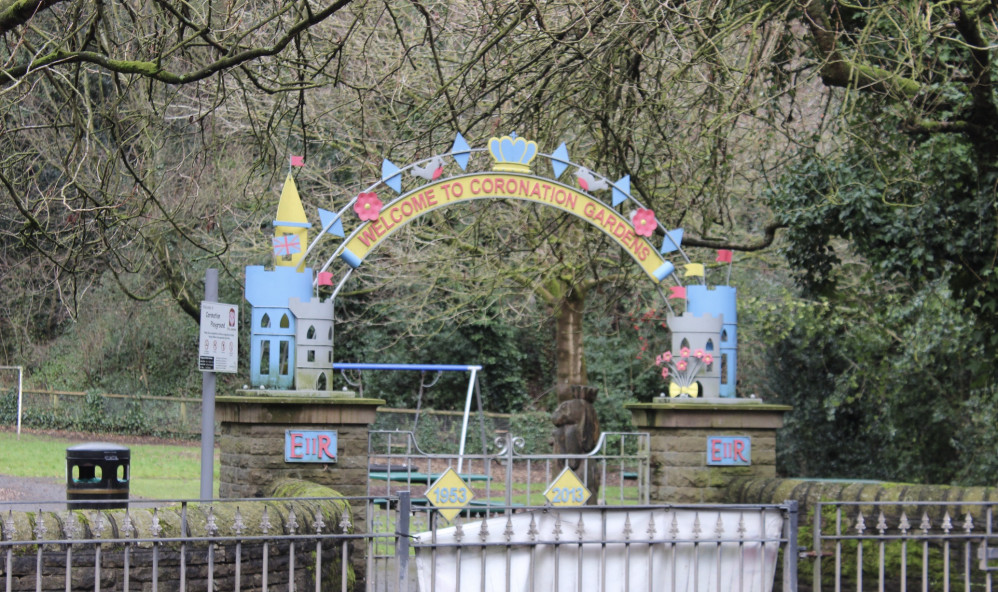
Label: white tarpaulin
xmin=413 ymin=507 xmax=784 ymax=592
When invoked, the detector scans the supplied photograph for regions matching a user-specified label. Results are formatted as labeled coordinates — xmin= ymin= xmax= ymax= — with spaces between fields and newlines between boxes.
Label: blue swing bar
xmin=332 ymin=363 xmax=482 ymax=372
xmin=333 ymin=363 xmax=483 ymax=471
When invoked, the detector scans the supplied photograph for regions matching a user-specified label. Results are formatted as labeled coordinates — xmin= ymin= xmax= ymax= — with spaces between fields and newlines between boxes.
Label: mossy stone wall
xmin=0 ymin=480 xmax=357 ymax=592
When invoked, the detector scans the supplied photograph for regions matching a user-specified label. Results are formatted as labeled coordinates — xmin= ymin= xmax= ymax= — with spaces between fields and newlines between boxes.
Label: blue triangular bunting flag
xmin=611 ymin=175 xmax=630 ymax=206
xmin=550 ymin=142 xmax=570 ymax=179
xmin=451 ymin=132 xmax=471 ymax=170
xmin=318 ymin=208 xmax=345 ymax=237
xmin=660 ymin=228 xmax=684 ymax=254
xmin=382 ymin=159 xmax=402 ymax=193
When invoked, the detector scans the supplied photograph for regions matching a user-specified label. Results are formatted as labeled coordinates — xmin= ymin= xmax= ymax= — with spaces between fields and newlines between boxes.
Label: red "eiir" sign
xmin=706 ymin=436 xmax=751 ymax=466
xmin=285 ymin=430 xmax=338 ymax=463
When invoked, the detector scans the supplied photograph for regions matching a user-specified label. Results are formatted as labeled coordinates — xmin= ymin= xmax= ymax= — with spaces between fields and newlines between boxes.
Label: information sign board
xmin=199 ymin=301 xmax=239 ymax=373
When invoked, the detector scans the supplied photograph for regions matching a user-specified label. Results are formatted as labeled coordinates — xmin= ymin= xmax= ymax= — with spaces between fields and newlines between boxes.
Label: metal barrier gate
xmin=376 ymin=493 xmax=800 ymax=592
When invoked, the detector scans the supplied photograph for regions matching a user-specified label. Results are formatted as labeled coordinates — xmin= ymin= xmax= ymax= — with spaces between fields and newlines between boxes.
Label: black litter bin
xmin=66 ymin=443 xmax=130 ymax=509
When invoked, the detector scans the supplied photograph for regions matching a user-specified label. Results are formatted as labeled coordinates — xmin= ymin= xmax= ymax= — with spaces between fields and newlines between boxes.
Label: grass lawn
xmin=0 ymin=430 xmax=218 ymax=500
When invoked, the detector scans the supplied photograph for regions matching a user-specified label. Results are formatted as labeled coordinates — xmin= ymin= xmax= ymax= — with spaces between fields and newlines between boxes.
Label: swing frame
xmin=333 ymin=362 xmax=484 ymax=471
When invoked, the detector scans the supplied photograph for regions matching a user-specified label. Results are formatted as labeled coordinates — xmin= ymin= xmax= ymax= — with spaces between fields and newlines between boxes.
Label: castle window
xmin=260 ymin=341 xmax=270 ymax=374
xmin=721 ymin=329 xmax=729 ymax=343
xmin=680 ymin=338 xmax=690 ymax=350
xmin=279 ymin=341 xmax=290 ymax=375
xmin=328 ymin=327 xmax=333 ymax=340
xmin=307 ymin=325 xmax=316 ymax=340
xmin=280 ymin=314 xmax=290 ymax=329
xmin=720 ymin=354 xmax=728 ymax=384
xmin=261 ymin=314 xmax=271 ymax=329
xmin=307 ymin=350 xmax=315 ymax=362
xmin=706 ymin=339 xmax=714 ymax=352
xmin=328 ymin=351 xmax=332 ymax=362
xmin=317 ymin=372 xmax=327 ymax=391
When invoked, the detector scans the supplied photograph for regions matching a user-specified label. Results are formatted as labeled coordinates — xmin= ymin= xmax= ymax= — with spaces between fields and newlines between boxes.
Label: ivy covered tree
xmin=751 ymin=0 xmax=998 ymax=483
xmin=774 ymin=0 xmax=998 ymax=346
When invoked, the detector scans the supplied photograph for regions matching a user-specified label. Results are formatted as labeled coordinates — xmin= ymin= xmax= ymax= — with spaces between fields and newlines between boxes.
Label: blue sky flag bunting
xmin=382 ymin=159 xmax=402 ymax=193
xmin=661 ymin=228 xmax=684 ymax=254
xmin=451 ymin=132 xmax=471 ymax=170
xmin=550 ymin=143 xmax=570 ymax=179
xmin=317 ymin=207 xmax=345 ymax=237
xmin=611 ymin=175 xmax=630 ymax=206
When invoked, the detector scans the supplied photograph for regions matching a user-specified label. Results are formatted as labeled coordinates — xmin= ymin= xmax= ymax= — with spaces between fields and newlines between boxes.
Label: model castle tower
xmin=687 ymin=285 xmax=737 ymax=397
xmin=664 ymin=285 xmax=738 ymax=399
xmin=245 ymin=174 xmax=334 ymax=392
xmin=666 ymin=313 xmax=724 ymax=398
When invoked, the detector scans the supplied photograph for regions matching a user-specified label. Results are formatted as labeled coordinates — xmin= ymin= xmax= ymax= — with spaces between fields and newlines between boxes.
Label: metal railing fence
xmin=1 ymin=388 xmax=522 ymax=443
xmin=1 ymin=496 xmax=370 ymax=592
xmin=810 ymin=500 xmax=998 ymax=592
xmin=367 ymin=430 xmax=650 ymax=508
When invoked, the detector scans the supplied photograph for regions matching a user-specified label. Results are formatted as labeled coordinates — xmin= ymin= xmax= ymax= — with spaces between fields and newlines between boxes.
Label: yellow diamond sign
xmin=425 ymin=467 xmax=474 ymax=522
xmin=544 ymin=466 xmax=591 ymax=507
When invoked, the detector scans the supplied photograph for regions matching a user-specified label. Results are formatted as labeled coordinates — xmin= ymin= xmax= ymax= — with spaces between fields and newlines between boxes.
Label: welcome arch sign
xmin=247 ymin=133 xmax=738 ymax=399
xmin=334 ymin=135 xmax=680 ymax=284
xmin=309 ymin=133 xmax=688 ymax=288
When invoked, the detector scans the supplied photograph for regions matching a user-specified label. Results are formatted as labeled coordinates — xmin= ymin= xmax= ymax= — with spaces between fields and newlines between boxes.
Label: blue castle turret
xmin=245 ymin=173 xmax=320 ymax=389
xmin=686 ymin=285 xmax=737 ymax=397
xmin=246 ymin=266 xmax=313 ymax=388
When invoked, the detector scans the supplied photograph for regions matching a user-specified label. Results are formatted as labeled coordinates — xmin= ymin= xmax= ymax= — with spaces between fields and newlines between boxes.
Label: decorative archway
xmin=246 ymin=133 xmax=737 ymax=398
xmin=308 ymin=133 xmax=689 ymax=299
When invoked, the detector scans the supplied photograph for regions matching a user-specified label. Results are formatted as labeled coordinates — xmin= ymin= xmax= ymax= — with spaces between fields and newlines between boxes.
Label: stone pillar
xmin=216 ymin=393 xmax=384 ymax=499
xmin=626 ymin=399 xmax=791 ymax=504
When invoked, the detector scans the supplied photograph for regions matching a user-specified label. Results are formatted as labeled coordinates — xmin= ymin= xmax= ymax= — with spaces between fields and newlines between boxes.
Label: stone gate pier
xmin=626 ymin=399 xmax=791 ymax=504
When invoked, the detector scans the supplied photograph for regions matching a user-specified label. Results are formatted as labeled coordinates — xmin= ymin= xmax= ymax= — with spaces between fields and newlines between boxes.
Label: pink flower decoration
xmin=703 ymin=354 xmax=714 ymax=365
xmin=676 ymin=360 xmax=688 ymax=372
xmin=679 ymin=347 xmax=690 ymax=358
xmin=661 ymin=367 xmax=670 ymax=379
xmin=656 ymin=351 xmax=672 ymax=365
xmin=354 ymin=192 xmax=382 ymax=221
xmin=631 ymin=208 xmax=657 ymax=237
xmin=693 ymin=349 xmax=705 ymax=359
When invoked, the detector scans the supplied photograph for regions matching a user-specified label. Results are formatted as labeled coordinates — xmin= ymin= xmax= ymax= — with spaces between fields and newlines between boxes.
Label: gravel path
xmin=0 ymin=474 xmax=67 ymax=511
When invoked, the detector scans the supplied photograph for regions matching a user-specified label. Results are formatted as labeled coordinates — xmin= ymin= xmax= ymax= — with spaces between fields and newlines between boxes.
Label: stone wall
xmin=726 ymin=477 xmax=998 ymax=522
xmin=0 ymin=481 xmax=358 ymax=592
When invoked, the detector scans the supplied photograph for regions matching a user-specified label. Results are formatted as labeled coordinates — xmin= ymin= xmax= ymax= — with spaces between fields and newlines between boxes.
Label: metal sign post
xmin=197 ymin=270 xmax=239 ymax=500
xmin=199 ymin=269 xmax=218 ymax=501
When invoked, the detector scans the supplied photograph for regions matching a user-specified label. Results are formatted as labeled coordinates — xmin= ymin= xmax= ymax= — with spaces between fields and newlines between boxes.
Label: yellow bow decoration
xmin=669 ymin=382 xmax=698 ymax=398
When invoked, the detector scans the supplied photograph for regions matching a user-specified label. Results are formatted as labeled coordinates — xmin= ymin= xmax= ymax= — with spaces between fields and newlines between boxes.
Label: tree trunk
xmin=554 ymin=286 xmax=588 ymax=402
